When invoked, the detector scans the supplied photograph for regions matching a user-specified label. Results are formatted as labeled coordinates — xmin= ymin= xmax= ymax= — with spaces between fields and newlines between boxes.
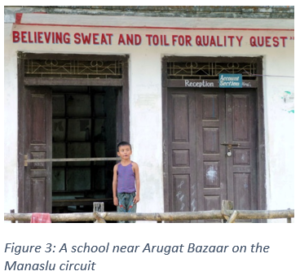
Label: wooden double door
xmin=167 ymin=88 xmax=258 ymax=214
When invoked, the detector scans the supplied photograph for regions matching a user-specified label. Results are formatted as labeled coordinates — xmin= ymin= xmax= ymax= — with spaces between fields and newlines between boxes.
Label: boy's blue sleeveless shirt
xmin=117 ymin=163 xmax=136 ymax=193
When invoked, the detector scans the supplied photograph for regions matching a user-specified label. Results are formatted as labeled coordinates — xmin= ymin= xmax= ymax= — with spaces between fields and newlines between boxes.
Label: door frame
xmin=162 ymin=56 xmax=266 ymax=212
xmin=18 ymin=53 xmax=130 ymax=213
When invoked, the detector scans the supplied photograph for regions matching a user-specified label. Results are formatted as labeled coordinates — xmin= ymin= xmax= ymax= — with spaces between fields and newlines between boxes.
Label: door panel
xmin=168 ymin=89 xmax=197 ymax=215
xmin=24 ymin=87 xmax=52 ymax=213
xmin=197 ymin=90 xmax=227 ymax=214
xmin=226 ymin=90 xmax=257 ymax=211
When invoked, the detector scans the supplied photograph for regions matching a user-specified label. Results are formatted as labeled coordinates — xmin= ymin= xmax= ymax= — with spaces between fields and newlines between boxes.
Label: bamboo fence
xmin=4 ymin=201 xmax=294 ymax=223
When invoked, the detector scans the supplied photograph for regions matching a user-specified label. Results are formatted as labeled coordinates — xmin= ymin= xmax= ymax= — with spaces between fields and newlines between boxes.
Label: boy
xmin=112 ymin=141 xmax=140 ymax=223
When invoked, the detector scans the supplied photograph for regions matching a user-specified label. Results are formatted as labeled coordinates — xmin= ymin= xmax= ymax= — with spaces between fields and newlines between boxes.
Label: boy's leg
xmin=117 ymin=193 xmax=126 ymax=223
xmin=127 ymin=192 xmax=137 ymax=223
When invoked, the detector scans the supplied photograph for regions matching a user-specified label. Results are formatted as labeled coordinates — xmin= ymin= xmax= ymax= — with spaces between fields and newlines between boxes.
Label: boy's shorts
xmin=117 ymin=192 xmax=136 ymax=223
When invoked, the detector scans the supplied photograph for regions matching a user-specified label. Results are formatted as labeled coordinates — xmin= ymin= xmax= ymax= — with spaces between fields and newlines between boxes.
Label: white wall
xmin=4 ymin=20 xmax=294 ymax=221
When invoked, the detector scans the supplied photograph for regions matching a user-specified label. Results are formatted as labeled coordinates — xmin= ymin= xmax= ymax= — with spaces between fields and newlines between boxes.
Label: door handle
xmin=220 ymin=143 xmax=239 ymax=157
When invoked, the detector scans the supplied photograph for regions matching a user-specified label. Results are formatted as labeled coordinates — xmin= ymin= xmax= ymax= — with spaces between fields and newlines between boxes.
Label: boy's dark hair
xmin=117 ymin=141 xmax=132 ymax=151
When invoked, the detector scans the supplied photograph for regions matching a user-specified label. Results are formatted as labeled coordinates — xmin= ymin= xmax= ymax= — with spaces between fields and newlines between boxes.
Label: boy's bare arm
xmin=133 ymin=163 xmax=140 ymax=204
xmin=112 ymin=164 xmax=118 ymax=206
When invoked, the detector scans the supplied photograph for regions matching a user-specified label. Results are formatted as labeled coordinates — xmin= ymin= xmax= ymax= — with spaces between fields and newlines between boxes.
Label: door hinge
xmin=24 ymin=154 xmax=28 ymax=167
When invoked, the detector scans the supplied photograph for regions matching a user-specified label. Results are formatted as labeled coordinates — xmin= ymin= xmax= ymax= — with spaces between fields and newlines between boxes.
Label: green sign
xmin=219 ymin=74 xmax=242 ymax=88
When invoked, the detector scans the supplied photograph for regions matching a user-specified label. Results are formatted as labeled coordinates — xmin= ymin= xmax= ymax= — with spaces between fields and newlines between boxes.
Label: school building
xmin=4 ymin=6 xmax=294 ymax=222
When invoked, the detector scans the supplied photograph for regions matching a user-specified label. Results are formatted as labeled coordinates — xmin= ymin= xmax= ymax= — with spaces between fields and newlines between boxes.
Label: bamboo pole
xmin=228 ymin=210 xmax=294 ymax=220
xmin=101 ymin=211 xmax=224 ymax=221
xmin=4 ymin=213 xmax=95 ymax=222
xmin=4 ymin=209 xmax=294 ymax=223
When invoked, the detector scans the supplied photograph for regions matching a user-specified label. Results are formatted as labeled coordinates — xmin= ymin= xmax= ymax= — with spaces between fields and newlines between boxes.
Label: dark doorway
xmin=166 ymin=88 xmax=258 ymax=221
xmin=51 ymin=86 xmax=119 ymax=214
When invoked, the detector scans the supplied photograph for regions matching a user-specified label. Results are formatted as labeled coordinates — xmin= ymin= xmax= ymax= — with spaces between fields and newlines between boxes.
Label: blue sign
xmin=219 ymin=74 xmax=242 ymax=88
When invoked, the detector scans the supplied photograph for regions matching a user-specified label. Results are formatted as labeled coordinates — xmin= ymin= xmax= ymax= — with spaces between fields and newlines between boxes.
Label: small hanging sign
xmin=219 ymin=74 xmax=243 ymax=88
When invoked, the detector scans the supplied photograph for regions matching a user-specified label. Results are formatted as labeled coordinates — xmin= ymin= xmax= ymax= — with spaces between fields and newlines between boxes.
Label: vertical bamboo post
xmin=287 ymin=208 xmax=291 ymax=223
xmin=221 ymin=200 xmax=234 ymax=223
xmin=93 ymin=202 xmax=106 ymax=223
xmin=10 ymin=210 xmax=15 ymax=223
xmin=156 ymin=214 xmax=162 ymax=223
